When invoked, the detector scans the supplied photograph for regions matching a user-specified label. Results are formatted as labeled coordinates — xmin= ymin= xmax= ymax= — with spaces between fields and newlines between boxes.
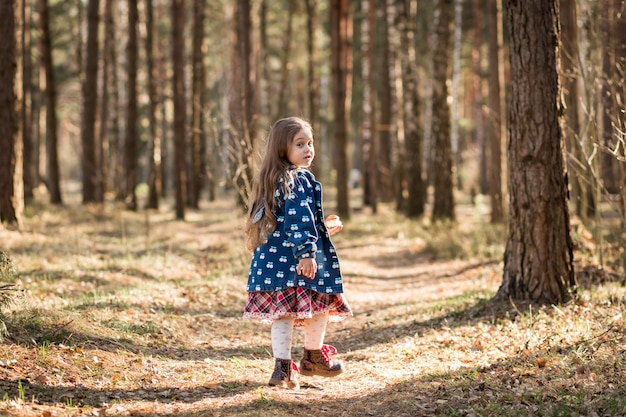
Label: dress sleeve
xmin=283 ymin=172 xmax=319 ymax=260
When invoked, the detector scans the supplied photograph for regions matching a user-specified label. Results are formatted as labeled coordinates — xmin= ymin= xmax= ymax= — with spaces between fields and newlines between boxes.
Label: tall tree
xmin=172 ymin=0 xmax=186 ymax=219
xmin=39 ymin=0 xmax=62 ymax=204
xmin=99 ymin=0 xmax=115 ymax=197
xmin=276 ymin=0 xmax=295 ymax=120
xmin=397 ymin=0 xmax=426 ymax=217
xmin=124 ymin=0 xmax=139 ymax=210
xmin=330 ymin=0 xmax=352 ymax=219
xmin=487 ymin=0 xmax=505 ymax=222
xmin=473 ymin=0 xmax=487 ymax=195
xmin=188 ymin=0 xmax=206 ymax=209
xmin=145 ymin=0 xmax=161 ymax=209
xmin=497 ymin=0 xmax=575 ymax=304
xmin=431 ymin=0 xmax=455 ymax=221
xmin=22 ymin=0 xmax=35 ymax=201
xmin=0 ymin=0 xmax=24 ymax=227
xmin=230 ymin=0 xmax=256 ymax=207
xmin=81 ymin=0 xmax=100 ymax=203
xmin=378 ymin=0 xmax=393 ymax=203
xmin=600 ymin=0 xmax=620 ymax=193
xmin=305 ymin=0 xmax=321 ymax=178
xmin=362 ymin=0 xmax=377 ymax=211
xmin=616 ymin=0 xmax=626 ymax=218
xmin=560 ymin=0 xmax=590 ymax=222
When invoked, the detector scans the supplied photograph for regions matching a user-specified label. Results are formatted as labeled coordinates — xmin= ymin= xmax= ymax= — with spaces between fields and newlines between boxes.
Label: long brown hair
xmin=244 ymin=117 xmax=312 ymax=251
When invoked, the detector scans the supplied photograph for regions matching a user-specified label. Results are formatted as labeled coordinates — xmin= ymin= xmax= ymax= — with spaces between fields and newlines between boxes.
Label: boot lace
xmin=320 ymin=344 xmax=338 ymax=364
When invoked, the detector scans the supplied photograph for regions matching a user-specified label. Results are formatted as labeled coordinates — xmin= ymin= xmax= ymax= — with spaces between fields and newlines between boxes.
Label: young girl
xmin=243 ymin=117 xmax=352 ymax=389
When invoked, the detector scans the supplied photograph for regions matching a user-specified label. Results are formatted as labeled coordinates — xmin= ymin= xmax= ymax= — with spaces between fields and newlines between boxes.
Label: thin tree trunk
xmin=145 ymin=0 xmax=161 ymax=209
xmin=188 ymin=0 xmax=206 ymax=209
xmin=362 ymin=0 xmax=375 ymax=209
xmin=39 ymin=0 xmax=62 ymax=204
xmin=99 ymin=0 xmax=114 ymax=197
xmin=330 ymin=0 xmax=352 ymax=219
xmin=601 ymin=1 xmax=619 ymax=193
xmin=378 ymin=0 xmax=393 ymax=203
xmin=451 ymin=0 xmax=462 ymax=191
xmin=305 ymin=0 xmax=321 ymax=178
xmin=22 ymin=0 xmax=35 ymax=201
xmin=124 ymin=0 xmax=139 ymax=210
xmin=560 ymin=0 xmax=589 ymax=222
xmin=487 ymin=0 xmax=505 ymax=222
xmin=0 ymin=0 xmax=24 ymax=227
xmin=276 ymin=0 xmax=295 ymax=120
xmin=498 ymin=0 xmax=575 ymax=304
xmin=172 ymin=0 xmax=186 ymax=219
xmin=398 ymin=0 xmax=425 ymax=218
xmin=431 ymin=0 xmax=455 ymax=221
xmin=473 ymin=0 xmax=487 ymax=196
xmin=81 ymin=0 xmax=100 ymax=203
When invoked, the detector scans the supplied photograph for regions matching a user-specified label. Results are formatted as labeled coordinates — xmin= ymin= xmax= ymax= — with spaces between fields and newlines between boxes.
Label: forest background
xmin=0 ymin=0 xmax=625 ymax=415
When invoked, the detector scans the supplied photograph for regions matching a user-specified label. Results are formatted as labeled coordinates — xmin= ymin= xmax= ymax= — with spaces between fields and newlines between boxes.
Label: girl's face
xmin=287 ymin=128 xmax=315 ymax=168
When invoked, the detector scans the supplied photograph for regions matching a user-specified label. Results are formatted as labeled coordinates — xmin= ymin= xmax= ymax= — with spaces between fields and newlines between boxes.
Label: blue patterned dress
xmin=243 ymin=168 xmax=352 ymax=325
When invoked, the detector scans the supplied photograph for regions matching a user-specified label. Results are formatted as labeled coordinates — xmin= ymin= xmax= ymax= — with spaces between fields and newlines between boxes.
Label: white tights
xmin=271 ymin=311 xmax=329 ymax=359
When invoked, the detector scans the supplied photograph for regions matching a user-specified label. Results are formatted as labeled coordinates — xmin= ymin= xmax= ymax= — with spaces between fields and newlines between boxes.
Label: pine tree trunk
xmin=473 ymin=0 xmax=487 ymax=196
xmin=498 ymin=0 xmax=575 ymax=304
xmin=39 ymin=0 xmax=62 ymax=204
xmin=145 ymin=0 xmax=161 ymax=209
xmin=0 ymin=0 xmax=24 ymax=227
xmin=330 ymin=0 xmax=352 ymax=219
xmin=560 ymin=0 xmax=589 ymax=222
xmin=431 ymin=0 xmax=455 ymax=221
xmin=22 ymin=0 xmax=35 ymax=201
xmin=172 ymin=0 xmax=186 ymax=219
xmin=305 ymin=0 xmax=321 ymax=178
xmin=276 ymin=0 xmax=295 ymax=120
xmin=81 ymin=0 xmax=100 ymax=204
xmin=397 ymin=0 xmax=425 ymax=218
xmin=188 ymin=0 xmax=206 ymax=209
xmin=99 ymin=0 xmax=114 ymax=198
xmin=487 ymin=0 xmax=505 ymax=222
xmin=378 ymin=0 xmax=393 ymax=203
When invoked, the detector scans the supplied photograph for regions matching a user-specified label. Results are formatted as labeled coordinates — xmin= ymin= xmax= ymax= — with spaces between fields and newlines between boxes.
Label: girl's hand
xmin=325 ymin=215 xmax=343 ymax=236
xmin=296 ymin=258 xmax=317 ymax=279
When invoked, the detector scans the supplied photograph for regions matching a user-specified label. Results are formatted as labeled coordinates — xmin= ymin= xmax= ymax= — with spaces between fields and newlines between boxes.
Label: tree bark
xmin=39 ymin=0 xmax=62 ymax=204
xmin=124 ymin=0 xmax=139 ymax=210
xmin=431 ymin=0 xmax=455 ymax=221
xmin=22 ymin=0 xmax=35 ymax=201
xmin=81 ymin=0 xmax=100 ymax=204
xmin=473 ymin=0 xmax=487 ymax=196
xmin=276 ymin=0 xmax=295 ymax=120
xmin=498 ymin=0 xmax=575 ymax=305
xmin=0 ymin=0 xmax=24 ymax=227
xmin=305 ymin=0 xmax=321 ymax=178
xmin=362 ymin=0 xmax=376 ymax=211
xmin=397 ymin=0 xmax=425 ymax=218
xmin=487 ymin=0 xmax=505 ymax=222
xmin=378 ymin=0 xmax=393 ymax=203
xmin=330 ymin=0 xmax=352 ymax=219
xmin=145 ymin=0 xmax=161 ymax=209
xmin=99 ymin=0 xmax=115 ymax=198
xmin=172 ymin=0 xmax=186 ymax=219
xmin=560 ymin=0 xmax=590 ymax=222
xmin=188 ymin=0 xmax=206 ymax=209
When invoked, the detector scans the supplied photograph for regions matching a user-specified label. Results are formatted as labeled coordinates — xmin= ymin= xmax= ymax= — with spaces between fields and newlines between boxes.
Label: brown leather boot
xmin=268 ymin=359 xmax=300 ymax=389
xmin=300 ymin=345 xmax=344 ymax=377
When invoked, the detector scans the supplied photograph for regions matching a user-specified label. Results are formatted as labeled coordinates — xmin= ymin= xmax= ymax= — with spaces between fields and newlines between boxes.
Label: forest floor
xmin=0 ymin=189 xmax=625 ymax=417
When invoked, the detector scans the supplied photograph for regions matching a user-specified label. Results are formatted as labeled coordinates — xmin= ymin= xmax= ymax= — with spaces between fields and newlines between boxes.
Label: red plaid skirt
xmin=243 ymin=287 xmax=352 ymax=326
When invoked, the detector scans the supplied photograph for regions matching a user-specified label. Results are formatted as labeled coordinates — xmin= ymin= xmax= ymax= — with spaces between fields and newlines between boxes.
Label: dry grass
xmin=0 ymin=192 xmax=625 ymax=417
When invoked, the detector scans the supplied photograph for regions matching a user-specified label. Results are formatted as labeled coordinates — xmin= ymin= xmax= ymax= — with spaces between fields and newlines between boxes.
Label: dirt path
xmin=3 ymin=197 xmax=621 ymax=417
